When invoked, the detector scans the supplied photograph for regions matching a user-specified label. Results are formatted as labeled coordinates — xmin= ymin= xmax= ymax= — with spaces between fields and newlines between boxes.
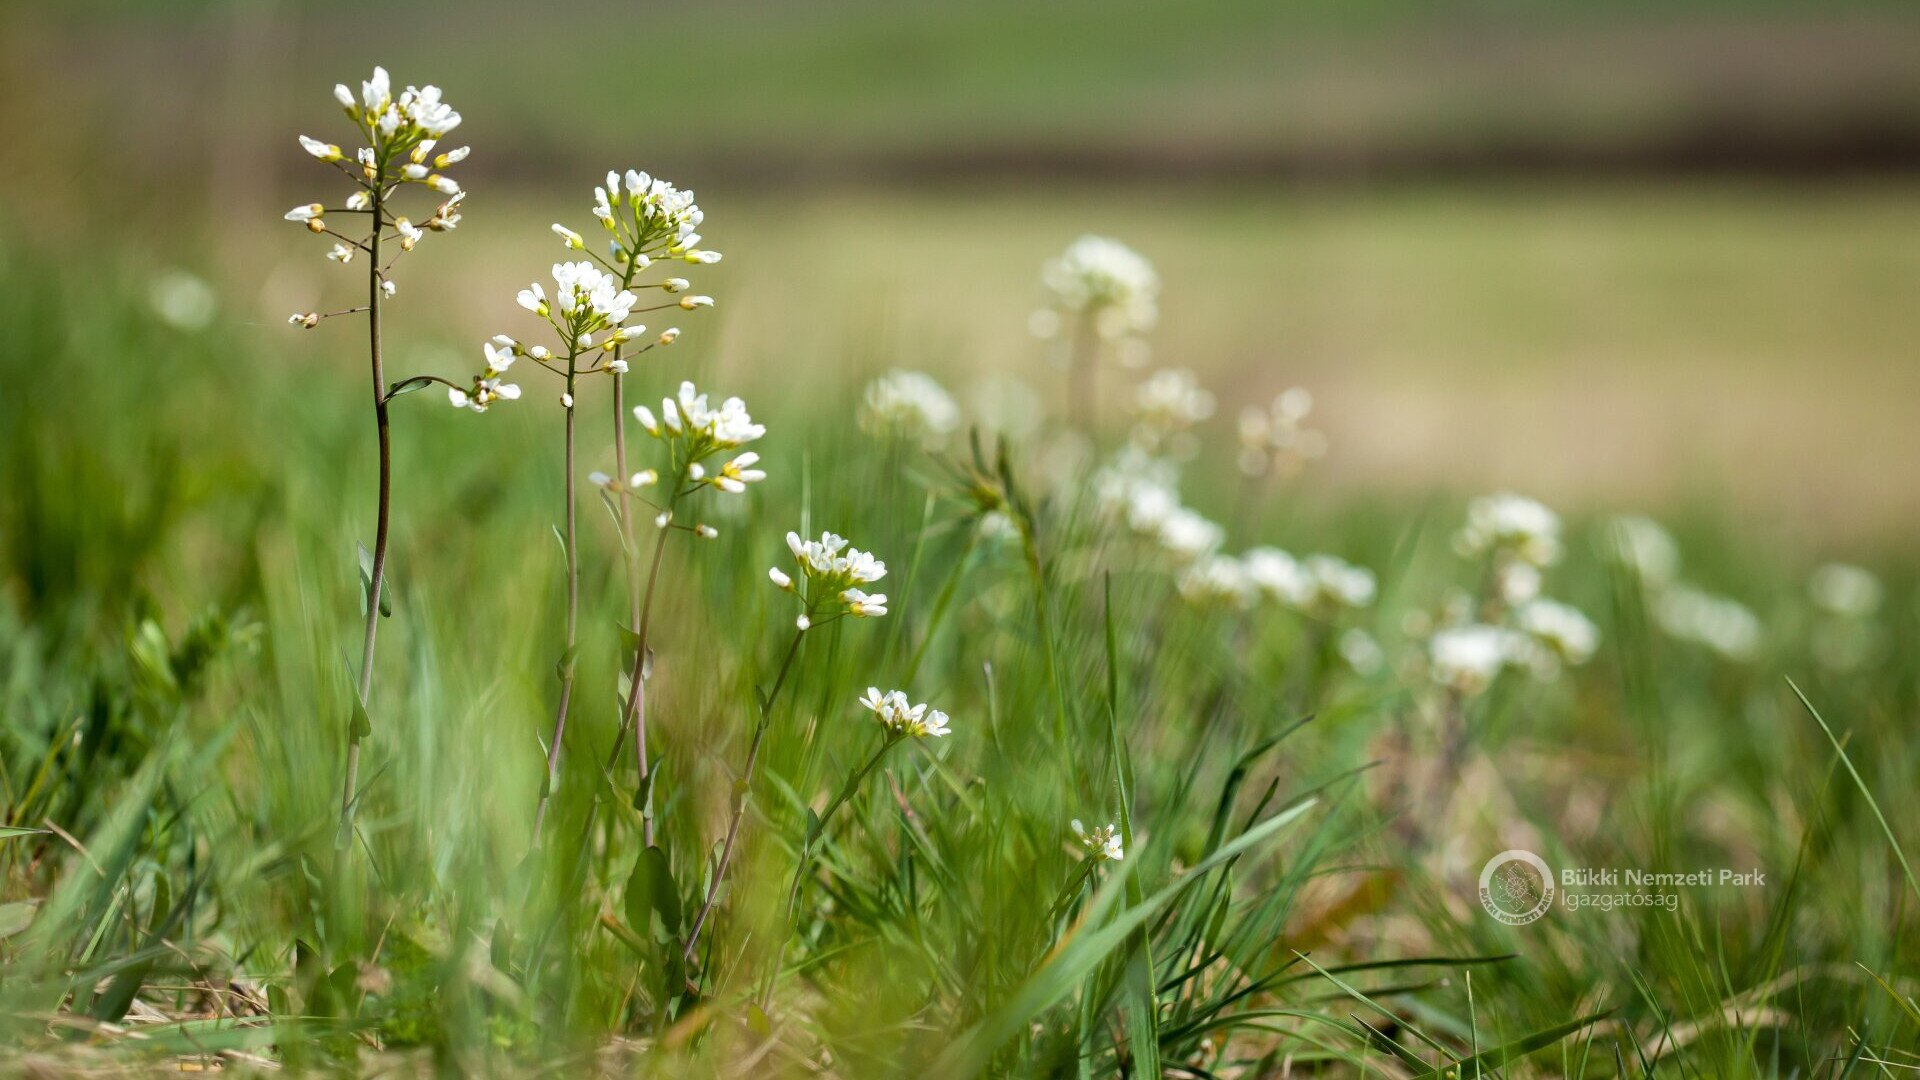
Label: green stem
xmin=338 ymin=181 xmax=388 ymax=855
xmin=532 ymin=363 xmax=581 ymax=843
xmin=682 ymin=626 xmax=808 ymax=967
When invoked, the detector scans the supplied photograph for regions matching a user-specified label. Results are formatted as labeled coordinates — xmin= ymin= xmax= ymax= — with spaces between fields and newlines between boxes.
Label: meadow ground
xmin=1 ymin=176 xmax=1918 ymax=1076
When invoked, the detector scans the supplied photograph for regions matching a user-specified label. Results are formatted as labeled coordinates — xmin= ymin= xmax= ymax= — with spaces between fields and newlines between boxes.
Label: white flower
xmin=1042 ymin=235 xmax=1159 ymax=345
xmin=1244 ymin=547 xmax=1310 ymax=606
xmin=1299 ymin=555 xmax=1376 ymax=612
xmin=841 ymin=589 xmax=889 ymax=617
xmin=1158 ymin=508 xmax=1223 ymax=562
xmin=1456 ymin=493 xmax=1562 ymax=568
xmin=1656 ymin=586 xmax=1761 ymax=662
xmin=552 ymin=223 xmax=584 ymax=250
xmin=326 ymin=243 xmax=355 ymax=263
xmin=1809 ymin=563 xmax=1882 ymax=619
xmin=858 ymin=687 xmax=948 ymax=738
xmin=284 ymin=203 xmax=324 ymax=223
xmin=298 ymin=135 xmax=342 ymax=162
xmin=769 ymin=567 xmax=794 ymax=590
xmin=1178 ymin=555 xmax=1254 ymax=608
xmin=708 ymin=452 xmax=766 ymax=493
xmin=1430 ymin=624 xmax=1526 ymax=696
xmin=447 ymin=376 xmax=519 ymax=413
xmin=1515 ymin=599 xmax=1599 ymax=665
xmin=861 ymin=370 xmax=961 ymax=441
xmin=678 ymin=295 xmax=714 ymax=310
xmin=1071 ymin=819 xmax=1125 ymax=862
xmin=1339 ymin=628 xmax=1384 ymax=674
xmin=517 ymin=282 xmax=548 ymax=315
xmin=1605 ymin=516 xmax=1681 ymax=587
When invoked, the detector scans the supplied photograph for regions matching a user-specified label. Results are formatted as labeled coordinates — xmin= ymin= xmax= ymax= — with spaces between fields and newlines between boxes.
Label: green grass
xmin=1 ymin=198 xmax=1918 ymax=1077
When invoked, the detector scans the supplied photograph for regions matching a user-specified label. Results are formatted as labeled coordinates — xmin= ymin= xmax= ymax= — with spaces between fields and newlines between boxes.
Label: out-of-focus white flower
xmin=1071 ymin=819 xmax=1125 ymax=862
xmin=446 ymin=339 xmax=521 ymax=414
xmin=1179 ymin=555 xmax=1254 ymax=608
xmin=1339 ymin=628 xmax=1384 ymax=674
xmin=1299 ymin=555 xmax=1377 ymax=612
xmin=1430 ymin=624 xmax=1526 ymax=696
xmin=326 ymin=243 xmax=355 ymax=263
xmin=857 ymin=687 xmax=948 ymax=738
xmin=1092 ymin=448 xmax=1221 ymax=562
xmin=148 ymin=270 xmax=217 ymax=331
xmin=1515 ymin=599 xmax=1599 ymax=665
xmin=1495 ymin=562 xmax=1542 ymax=606
xmin=1605 ymin=515 xmax=1681 ymax=587
xmin=1456 ymin=493 xmax=1562 ymax=568
xmin=1158 ymin=507 xmax=1224 ymax=562
xmin=1130 ymin=368 xmax=1215 ymax=453
xmin=1656 ymin=586 xmax=1762 ymax=662
xmin=1237 ymin=387 xmax=1327 ymax=477
xmin=1243 ymin=547 xmax=1309 ymax=606
xmin=861 ymin=369 xmax=961 ymax=442
xmin=1809 ymin=563 xmax=1883 ymax=619
xmin=1040 ymin=235 xmax=1158 ymax=350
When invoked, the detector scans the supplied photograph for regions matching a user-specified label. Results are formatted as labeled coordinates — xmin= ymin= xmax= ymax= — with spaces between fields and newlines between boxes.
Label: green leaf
xmin=1408 ymin=1010 xmax=1615 ymax=1078
xmin=555 ymin=644 xmax=580 ymax=682
xmin=0 ymin=900 xmax=38 ymax=938
xmin=0 ymin=826 xmax=46 ymax=841
xmin=624 ymin=846 xmax=682 ymax=937
xmin=384 ymin=375 xmax=437 ymax=401
xmin=632 ymin=753 xmax=664 ymax=814
xmin=349 ymin=697 xmax=372 ymax=739
xmin=1791 ymin=678 xmax=1920 ymax=904
xmin=355 ymin=542 xmax=391 ymax=618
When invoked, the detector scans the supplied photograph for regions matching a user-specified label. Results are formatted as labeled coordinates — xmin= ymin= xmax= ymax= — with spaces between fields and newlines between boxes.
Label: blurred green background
xmin=5 ymin=0 xmax=1919 ymax=537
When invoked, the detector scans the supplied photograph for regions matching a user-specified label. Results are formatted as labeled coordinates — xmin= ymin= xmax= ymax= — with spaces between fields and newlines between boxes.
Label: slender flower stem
xmin=338 ymin=184 xmax=388 ymax=853
xmin=760 ymin=735 xmax=903 ymax=1005
xmin=609 ymin=366 xmax=659 ymax=846
xmin=682 ymin=627 xmax=807 ymax=966
xmin=532 ymin=364 xmax=581 ymax=842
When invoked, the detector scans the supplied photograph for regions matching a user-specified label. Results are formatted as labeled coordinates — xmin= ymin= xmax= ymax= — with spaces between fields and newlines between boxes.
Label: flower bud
xmin=657 ymin=328 xmax=681 ymax=346
xmin=678 ymin=295 xmax=713 ymax=310
xmin=552 ymin=224 xmax=584 ymax=250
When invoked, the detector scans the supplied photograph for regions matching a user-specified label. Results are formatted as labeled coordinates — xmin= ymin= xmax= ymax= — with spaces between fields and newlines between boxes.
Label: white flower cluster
xmin=1809 ymin=563 xmax=1882 ymax=619
xmin=1427 ymin=624 xmax=1530 ymax=696
xmin=860 ymin=370 xmax=961 ymax=443
xmin=1130 ymin=368 xmax=1215 ymax=453
xmin=1456 ymin=493 xmax=1562 ymax=569
xmin=1656 ymin=585 xmax=1763 ymax=662
xmin=286 ymin=67 xmax=467 ymax=320
xmin=627 ymin=381 xmax=767 ymax=506
xmin=1419 ymin=494 xmax=1599 ymax=694
xmin=449 ymin=341 xmax=522 ymax=412
xmin=1180 ymin=546 xmax=1378 ymax=619
xmin=1032 ymin=235 xmax=1159 ymax=364
xmin=588 ymin=169 xmax=722 ymax=266
xmin=1603 ymin=515 xmax=1764 ymax=663
xmin=1094 ymin=450 xmax=1225 ymax=562
xmin=1071 ymin=819 xmax=1125 ymax=862
xmin=1238 ymin=387 xmax=1327 ymax=478
xmin=770 ymin=531 xmax=890 ymax=629
xmin=858 ymin=688 xmax=951 ymax=739
xmin=453 ymin=262 xmax=646 ymax=406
